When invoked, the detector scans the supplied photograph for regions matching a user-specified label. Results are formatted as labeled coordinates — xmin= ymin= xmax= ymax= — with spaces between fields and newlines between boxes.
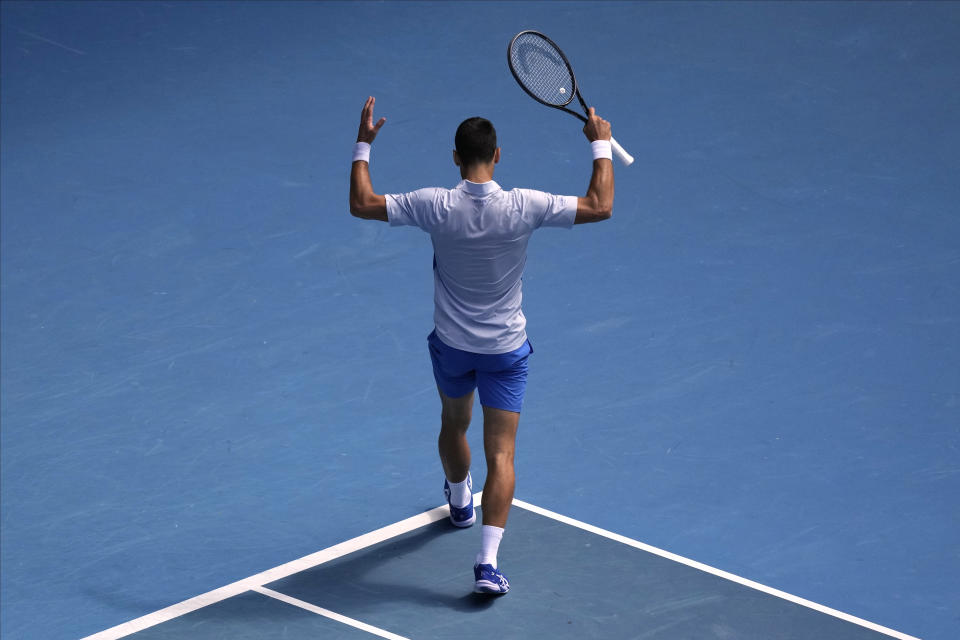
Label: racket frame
xmin=507 ymin=30 xmax=590 ymax=123
xmin=507 ymin=30 xmax=634 ymax=166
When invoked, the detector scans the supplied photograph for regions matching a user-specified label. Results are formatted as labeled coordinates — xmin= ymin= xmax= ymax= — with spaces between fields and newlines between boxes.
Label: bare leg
xmin=480 ymin=406 xmax=520 ymax=528
xmin=437 ymin=388 xmax=474 ymax=482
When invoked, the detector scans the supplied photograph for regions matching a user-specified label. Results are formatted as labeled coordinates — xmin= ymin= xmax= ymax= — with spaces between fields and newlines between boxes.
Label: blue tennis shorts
xmin=427 ymin=330 xmax=533 ymax=413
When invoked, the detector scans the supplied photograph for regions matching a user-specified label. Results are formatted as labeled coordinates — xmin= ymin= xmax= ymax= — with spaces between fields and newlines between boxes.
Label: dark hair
xmin=455 ymin=117 xmax=497 ymax=166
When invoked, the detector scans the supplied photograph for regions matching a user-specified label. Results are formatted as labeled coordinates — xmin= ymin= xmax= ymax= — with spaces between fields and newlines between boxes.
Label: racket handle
xmin=610 ymin=136 xmax=634 ymax=166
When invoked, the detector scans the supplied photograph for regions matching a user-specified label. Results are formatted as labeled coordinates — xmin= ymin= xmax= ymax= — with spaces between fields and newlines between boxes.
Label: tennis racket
xmin=508 ymin=30 xmax=633 ymax=166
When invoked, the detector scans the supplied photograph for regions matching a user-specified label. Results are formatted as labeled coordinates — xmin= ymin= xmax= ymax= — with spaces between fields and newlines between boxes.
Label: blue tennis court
xmin=1 ymin=2 xmax=957 ymax=639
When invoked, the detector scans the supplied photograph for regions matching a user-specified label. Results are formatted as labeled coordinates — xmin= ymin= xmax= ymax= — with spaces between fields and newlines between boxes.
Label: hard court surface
xmin=1 ymin=2 xmax=957 ymax=639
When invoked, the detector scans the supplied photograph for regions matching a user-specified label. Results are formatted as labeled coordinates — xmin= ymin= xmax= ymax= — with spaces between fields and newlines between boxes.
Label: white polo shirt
xmin=386 ymin=180 xmax=577 ymax=354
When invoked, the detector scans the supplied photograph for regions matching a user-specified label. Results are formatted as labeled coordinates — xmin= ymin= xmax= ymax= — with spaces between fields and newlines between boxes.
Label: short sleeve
xmin=514 ymin=189 xmax=578 ymax=229
xmin=385 ymin=188 xmax=443 ymax=230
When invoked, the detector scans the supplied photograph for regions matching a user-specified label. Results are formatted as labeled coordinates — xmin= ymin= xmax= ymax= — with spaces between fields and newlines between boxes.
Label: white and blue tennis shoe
xmin=474 ymin=563 xmax=509 ymax=594
xmin=443 ymin=472 xmax=476 ymax=528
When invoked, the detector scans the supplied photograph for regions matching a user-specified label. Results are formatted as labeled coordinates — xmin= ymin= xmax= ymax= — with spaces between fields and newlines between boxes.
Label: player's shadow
xmin=264 ymin=517 xmax=501 ymax=617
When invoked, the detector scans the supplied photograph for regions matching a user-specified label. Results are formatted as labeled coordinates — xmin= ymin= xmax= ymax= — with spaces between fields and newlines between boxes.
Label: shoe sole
xmin=474 ymin=580 xmax=509 ymax=594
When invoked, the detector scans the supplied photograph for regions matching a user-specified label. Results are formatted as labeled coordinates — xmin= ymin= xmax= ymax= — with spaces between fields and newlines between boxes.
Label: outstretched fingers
xmin=361 ymin=96 xmax=374 ymax=125
xmin=358 ymin=96 xmax=386 ymax=143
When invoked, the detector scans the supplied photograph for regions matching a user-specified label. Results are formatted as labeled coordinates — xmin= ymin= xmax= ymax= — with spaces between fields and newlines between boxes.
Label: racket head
xmin=508 ymin=30 xmax=580 ymax=112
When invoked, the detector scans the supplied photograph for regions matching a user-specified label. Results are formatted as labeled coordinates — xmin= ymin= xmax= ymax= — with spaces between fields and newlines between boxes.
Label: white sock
xmin=446 ymin=474 xmax=472 ymax=508
xmin=476 ymin=525 xmax=504 ymax=568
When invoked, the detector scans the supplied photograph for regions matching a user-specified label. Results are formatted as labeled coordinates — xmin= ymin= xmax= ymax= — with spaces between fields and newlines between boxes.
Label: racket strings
xmin=509 ymin=33 xmax=574 ymax=107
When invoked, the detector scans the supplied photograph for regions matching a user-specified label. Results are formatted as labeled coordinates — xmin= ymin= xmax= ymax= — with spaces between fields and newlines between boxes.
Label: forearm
xmin=575 ymin=113 xmax=615 ymax=224
xmin=349 ymin=144 xmax=387 ymax=221
xmin=585 ymin=158 xmax=614 ymax=214
xmin=349 ymin=159 xmax=374 ymax=210
xmin=349 ymin=97 xmax=388 ymax=221
xmin=575 ymin=157 xmax=614 ymax=224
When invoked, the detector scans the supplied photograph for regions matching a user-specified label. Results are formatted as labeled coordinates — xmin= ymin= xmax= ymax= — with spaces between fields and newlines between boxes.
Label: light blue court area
xmin=109 ymin=501 xmax=914 ymax=640
xmin=2 ymin=1 xmax=958 ymax=640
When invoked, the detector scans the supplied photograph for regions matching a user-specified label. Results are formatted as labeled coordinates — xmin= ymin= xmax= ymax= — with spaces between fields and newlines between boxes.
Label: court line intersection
xmin=81 ymin=495 xmax=920 ymax=640
xmin=251 ymin=586 xmax=410 ymax=640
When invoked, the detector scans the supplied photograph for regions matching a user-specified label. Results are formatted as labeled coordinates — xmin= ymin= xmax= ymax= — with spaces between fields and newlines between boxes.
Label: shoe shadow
xmin=264 ymin=518 xmax=500 ymax=618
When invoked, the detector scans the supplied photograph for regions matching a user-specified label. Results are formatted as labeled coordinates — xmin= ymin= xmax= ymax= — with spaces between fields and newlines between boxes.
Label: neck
xmin=459 ymin=163 xmax=495 ymax=183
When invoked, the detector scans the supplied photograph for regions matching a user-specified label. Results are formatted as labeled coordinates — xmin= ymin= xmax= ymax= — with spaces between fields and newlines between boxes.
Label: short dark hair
xmin=455 ymin=117 xmax=497 ymax=166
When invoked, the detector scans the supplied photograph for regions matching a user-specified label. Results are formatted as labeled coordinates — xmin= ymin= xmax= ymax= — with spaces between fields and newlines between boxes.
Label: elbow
xmin=594 ymin=199 xmax=613 ymax=221
xmin=349 ymin=196 xmax=369 ymax=218
xmin=349 ymin=199 xmax=380 ymax=220
xmin=585 ymin=189 xmax=613 ymax=221
xmin=349 ymin=185 xmax=370 ymax=217
xmin=349 ymin=193 xmax=387 ymax=221
xmin=576 ymin=194 xmax=613 ymax=224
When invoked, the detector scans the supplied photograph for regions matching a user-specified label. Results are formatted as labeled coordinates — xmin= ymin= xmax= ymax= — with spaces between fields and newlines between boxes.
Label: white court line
xmin=252 ymin=586 xmax=410 ymax=640
xmin=512 ymin=499 xmax=921 ymax=640
xmin=81 ymin=492 xmax=921 ymax=640
xmin=79 ymin=497 xmax=467 ymax=640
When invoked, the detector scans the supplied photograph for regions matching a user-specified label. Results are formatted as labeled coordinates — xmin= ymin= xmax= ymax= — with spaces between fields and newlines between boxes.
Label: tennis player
xmin=349 ymin=96 xmax=614 ymax=594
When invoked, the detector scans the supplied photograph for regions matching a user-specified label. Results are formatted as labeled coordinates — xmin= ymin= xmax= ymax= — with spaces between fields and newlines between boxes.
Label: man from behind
xmin=349 ymin=96 xmax=614 ymax=594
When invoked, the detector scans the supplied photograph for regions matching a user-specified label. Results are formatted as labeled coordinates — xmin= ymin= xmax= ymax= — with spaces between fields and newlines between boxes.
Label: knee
xmin=441 ymin=411 xmax=471 ymax=434
xmin=485 ymin=448 xmax=514 ymax=469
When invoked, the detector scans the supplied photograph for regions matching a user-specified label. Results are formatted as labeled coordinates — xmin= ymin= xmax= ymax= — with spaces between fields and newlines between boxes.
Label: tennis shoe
xmin=474 ymin=563 xmax=509 ymax=594
xmin=443 ymin=472 xmax=475 ymax=528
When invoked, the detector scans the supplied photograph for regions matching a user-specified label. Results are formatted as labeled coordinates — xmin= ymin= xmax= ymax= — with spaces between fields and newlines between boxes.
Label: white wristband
xmin=353 ymin=141 xmax=371 ymax=163
xmin=591 ymin=140 xmax=612 ymax=161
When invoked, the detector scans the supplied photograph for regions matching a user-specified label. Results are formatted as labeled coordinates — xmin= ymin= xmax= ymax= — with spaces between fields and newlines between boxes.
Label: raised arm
xmin=575 ymin=107 xmax=615 ymax=225
xmin=349 ymin=96 xmax=388 ymax=222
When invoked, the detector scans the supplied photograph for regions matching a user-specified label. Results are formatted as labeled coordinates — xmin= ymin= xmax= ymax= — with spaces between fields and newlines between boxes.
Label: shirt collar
xmin=458 ymin=179 xmax=501 ymax=196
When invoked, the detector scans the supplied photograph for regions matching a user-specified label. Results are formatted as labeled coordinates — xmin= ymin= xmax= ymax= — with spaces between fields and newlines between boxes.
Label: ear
xmin=494 ymin=147 xmax=501 ymax=164
xmin=453 ymin=150 xmax=461 ymax=167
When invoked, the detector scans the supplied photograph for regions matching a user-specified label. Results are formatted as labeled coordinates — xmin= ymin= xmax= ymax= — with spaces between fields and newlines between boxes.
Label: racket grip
xmin=610 ymin=136 xmax=634 ymax=166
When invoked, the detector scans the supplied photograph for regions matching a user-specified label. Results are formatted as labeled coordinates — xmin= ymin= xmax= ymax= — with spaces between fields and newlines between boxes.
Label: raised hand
xmin=357 ymin=96 xmax=387 ymax=144
xmin=582 ymin=106 xmax=611 ymax=142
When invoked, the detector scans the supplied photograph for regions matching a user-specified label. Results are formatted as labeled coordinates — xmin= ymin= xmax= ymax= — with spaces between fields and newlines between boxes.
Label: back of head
xmin=455 ymin=117 xmax=497 ymax=167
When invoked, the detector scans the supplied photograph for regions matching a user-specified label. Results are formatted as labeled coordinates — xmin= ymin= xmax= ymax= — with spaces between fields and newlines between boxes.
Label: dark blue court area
xmin=124 ymin=505 xmax=912 ymax=640
xmin=1 ymin=2 xmax=957 ymax=639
